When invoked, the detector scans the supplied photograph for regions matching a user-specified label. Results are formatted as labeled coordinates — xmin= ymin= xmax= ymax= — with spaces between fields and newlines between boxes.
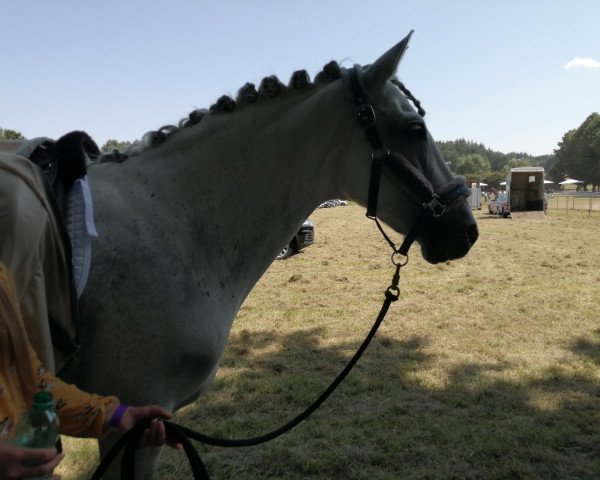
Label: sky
xmin=2 ymin=0 xmax=599 ymax=156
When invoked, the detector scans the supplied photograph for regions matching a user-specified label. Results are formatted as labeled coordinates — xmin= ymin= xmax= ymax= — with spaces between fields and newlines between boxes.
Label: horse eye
xmin=408 ymin=122 xmax=426 ymax=138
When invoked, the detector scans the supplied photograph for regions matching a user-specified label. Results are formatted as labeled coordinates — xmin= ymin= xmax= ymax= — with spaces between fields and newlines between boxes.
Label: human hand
xmin=116 ymin=405 xmax=183 ymax=450
xmin=0 ymin=443 xmax=64 ymax=480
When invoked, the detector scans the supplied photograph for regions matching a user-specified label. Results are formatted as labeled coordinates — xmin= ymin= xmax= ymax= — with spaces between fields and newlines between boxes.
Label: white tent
xmin=559 ymin=178 xmax=584 ymax=185
xmin=544 ymin=180 xmax=554 ymax=184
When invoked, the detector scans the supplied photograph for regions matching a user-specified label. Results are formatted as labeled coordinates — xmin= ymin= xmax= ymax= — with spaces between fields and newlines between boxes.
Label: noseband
xmin=345 ymin=66 xmax=469 ymax=259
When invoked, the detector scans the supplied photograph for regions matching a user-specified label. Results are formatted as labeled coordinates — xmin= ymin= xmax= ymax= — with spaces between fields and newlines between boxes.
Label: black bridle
xmin=90 ymin=64 xmax=471 ymax=480
xmin=346 ymin=65 xmax=469 ymax=259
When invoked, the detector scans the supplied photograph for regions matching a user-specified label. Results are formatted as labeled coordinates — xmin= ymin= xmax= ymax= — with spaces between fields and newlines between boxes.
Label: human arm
xmin=23 ymin=339 xmax=179 ymax=447
xmin=0 ymin=262 xmax=178 ymax=449
xmin=0 ymin=443 xmax=63 ymax=480
xmin=106 ymin=403 xmax=180 ymax=448
xmin=38 ymin=368 xmax=179 ymax=448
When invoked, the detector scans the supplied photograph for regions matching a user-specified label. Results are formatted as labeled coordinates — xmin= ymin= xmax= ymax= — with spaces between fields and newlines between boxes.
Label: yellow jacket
xmin=0 ymin=263 xmax=118 ymax=440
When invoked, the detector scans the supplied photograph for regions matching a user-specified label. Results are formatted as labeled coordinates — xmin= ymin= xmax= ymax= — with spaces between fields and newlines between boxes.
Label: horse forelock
xmin=101 ymin=61 xmax=345 ymax=162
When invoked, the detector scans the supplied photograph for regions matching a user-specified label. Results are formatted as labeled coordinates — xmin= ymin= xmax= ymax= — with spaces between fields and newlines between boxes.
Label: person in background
xmin=0 ymin=263 xmax=178 ymax=480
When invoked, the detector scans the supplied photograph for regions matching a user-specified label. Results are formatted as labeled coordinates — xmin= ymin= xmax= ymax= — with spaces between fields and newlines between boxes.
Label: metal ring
xmin=432 ymin=205 xmax=446 ymax=217
xmin=391 ymin=251 xmax=409 ymax=267
xmin=386 ymin=285 xmax=400 ymax=300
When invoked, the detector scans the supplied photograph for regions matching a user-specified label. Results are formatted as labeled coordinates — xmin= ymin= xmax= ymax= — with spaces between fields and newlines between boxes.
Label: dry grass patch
xmin=59 ymin=205 xmax=600 ymax=479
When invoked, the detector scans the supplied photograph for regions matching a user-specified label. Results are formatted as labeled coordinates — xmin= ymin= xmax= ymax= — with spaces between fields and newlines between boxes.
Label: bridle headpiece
xmin=344 ymin=61 xmax=469 ymax=258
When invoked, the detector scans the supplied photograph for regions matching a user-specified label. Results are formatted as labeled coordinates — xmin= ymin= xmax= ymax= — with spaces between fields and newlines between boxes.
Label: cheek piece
xmin=346 ymin=65 xmax=469 ymax=257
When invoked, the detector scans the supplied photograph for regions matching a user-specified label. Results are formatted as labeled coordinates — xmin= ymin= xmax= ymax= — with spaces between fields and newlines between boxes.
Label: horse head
xmin=343 ymin=32 xmax=478 ymax=263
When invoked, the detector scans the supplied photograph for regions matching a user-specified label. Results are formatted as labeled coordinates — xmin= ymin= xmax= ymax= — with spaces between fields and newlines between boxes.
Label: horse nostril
xmin=467 ymin=224 xmax=479 ymax=245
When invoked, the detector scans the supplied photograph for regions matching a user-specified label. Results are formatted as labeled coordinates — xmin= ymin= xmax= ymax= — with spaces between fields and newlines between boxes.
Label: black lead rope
xmin=90 ymin=264 xmax=403 ymax=480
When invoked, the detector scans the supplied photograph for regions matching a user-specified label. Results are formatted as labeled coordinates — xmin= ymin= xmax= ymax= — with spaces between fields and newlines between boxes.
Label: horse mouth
xmin=420 ymin=223 xmax=479 ymax=264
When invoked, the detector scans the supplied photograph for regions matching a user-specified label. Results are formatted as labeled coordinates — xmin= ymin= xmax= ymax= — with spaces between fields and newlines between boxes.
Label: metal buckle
xmin=371 ymin=148 xmax=390 ymax=162
xmin=423 ymin=194 xmax=446 ymax=217
xmin=356 ymin=104 xmax=376 ymax=128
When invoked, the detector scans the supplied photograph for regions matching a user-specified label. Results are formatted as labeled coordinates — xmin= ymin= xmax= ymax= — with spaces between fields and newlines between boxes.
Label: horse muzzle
xmin=419 ymin=219 xmax=479 ymax=264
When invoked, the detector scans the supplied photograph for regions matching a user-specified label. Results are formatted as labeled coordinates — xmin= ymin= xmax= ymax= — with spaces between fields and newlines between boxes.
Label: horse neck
xmin=135 ymin=81 xmax=358 ymax=300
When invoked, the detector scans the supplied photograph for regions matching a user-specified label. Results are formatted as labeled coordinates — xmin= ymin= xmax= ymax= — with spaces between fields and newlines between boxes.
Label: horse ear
xmin=364 ymin=30 xmax=414 ymax=87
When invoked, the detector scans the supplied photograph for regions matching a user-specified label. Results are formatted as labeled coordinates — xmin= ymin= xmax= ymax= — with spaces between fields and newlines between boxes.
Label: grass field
xmin=59 ymin=204 xmax=600 ymax=480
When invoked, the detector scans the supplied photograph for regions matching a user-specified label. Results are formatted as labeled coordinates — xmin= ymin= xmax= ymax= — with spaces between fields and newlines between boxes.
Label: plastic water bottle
xmin=12 ymin=391 xmax=60 ymax=480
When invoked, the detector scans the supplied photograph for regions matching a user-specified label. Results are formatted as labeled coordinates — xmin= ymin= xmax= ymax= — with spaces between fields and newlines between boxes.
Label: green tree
xmin=550 ymin=128 xmax=576 ymax=180
xmin=503 ymin=157 xmax=531 ymax=172
xmin=454 ymin=153 xmax=491 ymax=180
xmin=553 ymin=113 xmax=600 ymax=189
xmin=0 ymin=128 xmax=25 ymax=140
xmin=436 ymin=139 xmax=548 ymax=174
xmin=482 ymin=170 xmax=506 ymax=187
xmin=100 ymin=139 xmax=132 ymax=153
xmin=577 ymin=113 xmax=600 ymax=189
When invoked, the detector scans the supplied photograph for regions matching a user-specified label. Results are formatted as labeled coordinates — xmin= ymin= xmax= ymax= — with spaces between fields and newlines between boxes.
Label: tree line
xmin=3 ymin=111 xmax=599 ymax=190
xmin=0 ymin=128 xmax=25 ymax=140
xmin=436 ymin=112 xmax=600 ymax=190
xmin=436 ymin=139 xmax=554 ymax=187
xmin=550 ymin=112 xmax=600 ymax=191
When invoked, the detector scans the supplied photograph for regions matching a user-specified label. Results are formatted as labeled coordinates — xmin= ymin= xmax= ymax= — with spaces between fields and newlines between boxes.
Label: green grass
xmin=58 ymin=205 xmax=600 ymax=479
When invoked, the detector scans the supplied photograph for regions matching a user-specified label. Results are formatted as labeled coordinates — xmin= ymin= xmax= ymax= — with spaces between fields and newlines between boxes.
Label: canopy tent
xmin=544 ymin=180 xmax=554 ymax=184
xmin=559 ymin=178 xmax=584 ymax=185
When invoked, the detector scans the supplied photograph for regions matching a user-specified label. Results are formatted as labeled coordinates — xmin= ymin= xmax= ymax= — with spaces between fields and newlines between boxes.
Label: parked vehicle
xmin=276 ymin=219 xmax=315 ymax=260
xmin=506 ymin=167 xmax=546 ymax=218
xmin=488 ymin=192 xmax=509 ymax=217
xmin=318 ymin=199 xmax=347 ymax=208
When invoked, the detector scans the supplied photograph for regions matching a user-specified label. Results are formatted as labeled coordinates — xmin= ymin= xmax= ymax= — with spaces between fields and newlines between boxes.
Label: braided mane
xmin=101 ymin=60 xmax=423 ymax=162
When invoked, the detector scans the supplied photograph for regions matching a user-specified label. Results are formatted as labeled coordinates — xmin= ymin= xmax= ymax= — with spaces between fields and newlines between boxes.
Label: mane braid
xmin=392 ymin=79 xmax=426 ymax=117
xmin=258 ymin=76 xmax=287 ymax=98
xmin=183 ymin=109 xmax=208 ymax=127
xmin=236 ymin=83 xmax=259 ymax=105
xmin=314 ymin=61 xmax=341 ymax=83
xmin=209 ymin=96 xmax=236 ymax=112
xmin=116 ymin=61 xmax=344 ymax=160
xmin=289 ymin=70 xmax=311 ymax=89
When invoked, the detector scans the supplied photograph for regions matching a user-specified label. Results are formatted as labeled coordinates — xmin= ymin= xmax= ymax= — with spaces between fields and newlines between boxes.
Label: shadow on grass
xmin=155 ymin=326 xmax=600 ymax=480
xmin=571 ymin=328 xmax=600 ymax=367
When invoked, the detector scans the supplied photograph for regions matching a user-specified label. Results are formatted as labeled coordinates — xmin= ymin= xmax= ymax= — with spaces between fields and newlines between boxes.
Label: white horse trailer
xmin=469 ymin=183 xmax=481 ymax=209
xmin=506 ymin=167 xmax=546 ymax=219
